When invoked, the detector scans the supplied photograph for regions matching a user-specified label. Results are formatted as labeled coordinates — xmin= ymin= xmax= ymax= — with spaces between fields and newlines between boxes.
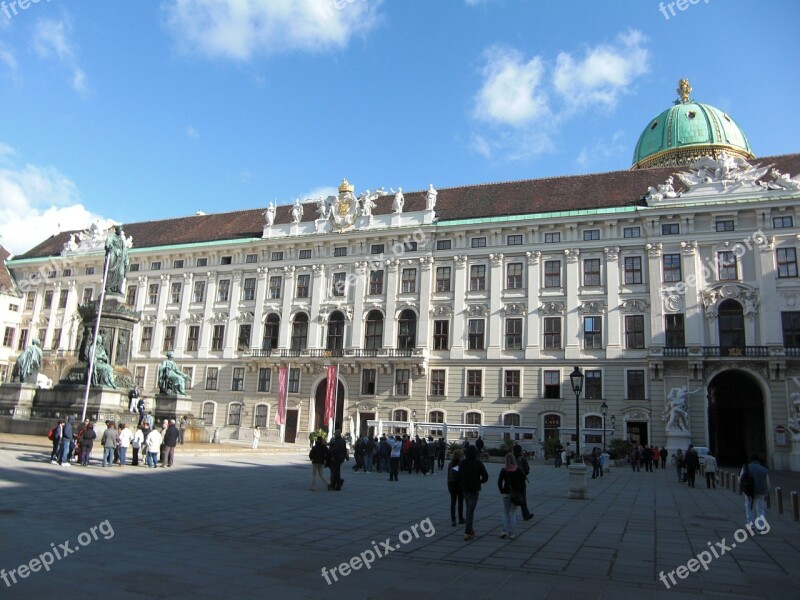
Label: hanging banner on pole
xmin=275 ymin=366 xmax=288 ymax=426
xmin=324 ymin=365 xmax=337 ymax=424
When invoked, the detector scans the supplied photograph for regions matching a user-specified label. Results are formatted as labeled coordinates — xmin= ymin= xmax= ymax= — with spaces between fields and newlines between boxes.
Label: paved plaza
xmin=0 ymin=435 xmax=799 ymax=599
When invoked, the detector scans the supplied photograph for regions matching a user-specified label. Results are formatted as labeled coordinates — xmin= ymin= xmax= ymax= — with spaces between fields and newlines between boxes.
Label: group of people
xmin=349 ymin=433 xmax=448 ymax=475
xmin=670 ymin=445 xmax=718 ymax=488
xmin=48 ymin=415 xmax=182 ymax=468
xmin=629 ymin=445 xmax=670 ymax=472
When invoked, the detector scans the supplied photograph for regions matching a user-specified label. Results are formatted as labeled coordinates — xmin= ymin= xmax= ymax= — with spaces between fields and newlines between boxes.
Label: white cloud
xmin=575 ymin=130 xmax=627 ymax=169
xmin=31 ymin=17 xmax=88 ymax=94
xmin=186 ymin=126 xmax=200 ymax=139
xmin=473 ymin=46 xmax=549 ymax=127
xmin=163 ymin=0 xmax=383 ymax=61
xmin=0 ymin=147 xmax=104 ymax=256
xmin=297 ymin=185 xmax=337 ymax=202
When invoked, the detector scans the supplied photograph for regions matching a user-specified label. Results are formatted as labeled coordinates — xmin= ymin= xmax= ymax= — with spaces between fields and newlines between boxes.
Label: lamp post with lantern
xmin=568 ymin=366 xmax=588 ymax=499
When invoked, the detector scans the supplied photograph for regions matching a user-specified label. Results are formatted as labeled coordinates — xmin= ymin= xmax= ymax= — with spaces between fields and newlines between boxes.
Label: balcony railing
xmin=243 ymin=347 xmax=421 ymax=359
xmin=703 ymin=346 xmax=769 ymax=358
xmin=662 ymin=347 xmax=688 ymax=358
xmin=786 ymin=347 xmax=800 ymax=357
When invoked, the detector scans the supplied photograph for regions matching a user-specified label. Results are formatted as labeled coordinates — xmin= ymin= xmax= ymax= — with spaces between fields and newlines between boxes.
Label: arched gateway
xmin=707 ymin=369 xmax=767 ymax=466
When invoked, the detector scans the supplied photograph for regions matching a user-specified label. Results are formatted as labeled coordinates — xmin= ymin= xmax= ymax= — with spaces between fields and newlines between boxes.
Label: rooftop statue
xmin=360 ymin=192 xmax=377 ymax=219
xmin=644 ymin=176 xmax=678 ymax=203
xmin=316 ymin=197 xmax=331 ymax=220
xmin=291 ymin=199 xmax=304 ymax=224
xmin=104 ymin=225 xmax=130 ymax=296
xmin=426 ymin=184 xmax=437 ymax=211
xmin=392 ymin=187 xmax=404 ymax=214
xmin=12 ymin=338 xmax=42 ymax=384
xmin=763 ymin=168 xmax=800 ymax=192
xmin=264 ymin=202 xmax=276 ymax=227
xmin=158 ymin=351 xmax=190 ymax=396
xmin=90 ymin=334 xmax=117 ymax=388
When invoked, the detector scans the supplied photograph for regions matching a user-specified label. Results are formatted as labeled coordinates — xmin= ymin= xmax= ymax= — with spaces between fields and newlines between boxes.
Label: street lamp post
xmin=601 ymin=401 xmax=608 ymax=453
xmin=568 ymin=366 xmax=588 ymax=499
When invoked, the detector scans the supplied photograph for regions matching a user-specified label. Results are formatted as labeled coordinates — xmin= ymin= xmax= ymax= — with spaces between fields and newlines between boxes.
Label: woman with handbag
xmin=498 ymin=453 xmax=526 ymax=540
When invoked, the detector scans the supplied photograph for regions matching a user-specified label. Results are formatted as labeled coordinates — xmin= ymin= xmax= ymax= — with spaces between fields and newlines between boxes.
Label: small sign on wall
xmin=775 ymin=425 xmax=787 ymax=447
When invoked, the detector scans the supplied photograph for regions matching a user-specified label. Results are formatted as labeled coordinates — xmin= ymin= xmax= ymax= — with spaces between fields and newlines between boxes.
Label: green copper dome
xmin=632 ymin=80 xmax=754 ymax=169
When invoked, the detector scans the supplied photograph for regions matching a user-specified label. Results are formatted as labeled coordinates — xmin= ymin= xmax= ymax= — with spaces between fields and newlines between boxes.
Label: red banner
xmin=275 ymin=366 xmax=288 ymax=426
xmin=324 ymin=365 xmax=338 ymax=424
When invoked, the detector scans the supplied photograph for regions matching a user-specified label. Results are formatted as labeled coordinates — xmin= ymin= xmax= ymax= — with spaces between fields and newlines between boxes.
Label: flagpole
xmin=80 ymin=250 xmax=111 ymax=422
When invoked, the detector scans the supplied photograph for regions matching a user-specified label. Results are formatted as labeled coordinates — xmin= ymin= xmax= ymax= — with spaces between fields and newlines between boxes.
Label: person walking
xmin=659 ymin=447 xmax=668 ymax=469
xmin=50 ymin=419 xmax=64 ymax=464
xmin=740 ymin=455 xmax=770 ymax=525
xmin=672 ymin=449 xmax=684 ymax=482
xmin=642 ymin=445 xmax=653 ymax=472
xmin=145 ymin=426 xmax=162 ymax=469
xmin=705 ymin=452 xmax=718 ymax=488
xmin=79 ymin=422 xmax=96 ymax=466
xmin=179 ymin=416 xmax=188 ymax=445
xmin=447 ymin=449 xmax=465 ymax=527
xmin=137 ymin=397 xmax=146 ymax=426
xmin=117 ymin=423 xmax=133 ymax=466
xmin=252 ymin=425 xmax=261 ymax=449
xmin=553 ymin=441 xmax=564 ymax=468
xmin=101 ymin=421 xmax=117 ymax=467
xmin=591 ymin=447 xmax=601 ymax=479
xmin=128 ymin=385 xmax=140 ymax=413
xmin=308 ymin=437 xmax=329 ymax=491
xmin=437 ymin=437 xmax=446 ymax=470
xmin=388 ymin=435 xmax=402 ymax=482
xmin=459 ymin=445 xmax=489 ymax=541
xmin=132 ymin=425 xmax=144 ymax=467
xmin=684 ymin=445 xmax=699 ymax=488
xmin=327 ymin=429 xmax=348 ymax=491
xmin=498 ymin=453 xmax=526 ymax=539
xmin=512 ymin=444 xmax=534 ymax=521
xmin=162 ymin=419 xmax=180 ymax=467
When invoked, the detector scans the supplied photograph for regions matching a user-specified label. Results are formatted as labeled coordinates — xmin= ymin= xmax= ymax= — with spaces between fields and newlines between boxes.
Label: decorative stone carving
xmin=564 ymin=249 xmax=580 ymax=263
xmin=419 ymin=256 xmax=434 ymax=271
xmin=237 ymin=311 xmax=254 ymax=323
xmin=264 ymin=202 xmax=276 ymax=227
xmin=489 ymin=253 xmax=504 ymax=267
xmin=392 ymin=188 xmax=404 ymax=214
xmin=183 ymin=272 xmax=194 ymax=283
xmin=232 ymin=270 xmax=242 ymax=282
xmin=60 ymin=219 xmax=132 ymax=257
xmin=454 ymin=255 xmax=468 ymax=270
xmin=620 ymin=299 xmax=649 ymax=313
xmin=502 ymin=303 xmax=526 ymax=316
xmin=675 ymin=152 xmax=771 ymax=191
xmin=680 ymin=240 xmax=698 ymax=255
xmin=526 ymin=250 xmax=541 ymax=265
xmin=212 ymin=312 xmax=229 ymax=323
xmin=644 ymin=176 xmax=678 ymax=203
xmin=425 ymin=184 xmax=437 ymax=211
xmin=540 ymin=301 xmax=566 ymax=315
xmin=578 ymin=300 xmax=606 ymax=314
xmin=312 ymin=264 xmax=325 ymax=277
xmin=386 ymin=259 xmax=400 ymax=272
xmin=430 ymin=305 xmax=453 ymax=318
xmin=160 ymin=274 xmax=171 ymax=283
xmin=283 ymin=265 xmax=296 ymax=277
xmin=290 ymin=199 xmax=304 ymax=224
xmin=645 ymin=243 xmax=662 ymax=258
xmin=778 ymin=291 xmax=800 ymax=309
xmin=604 ymin=247 xmax=620 ymax=262
xmin=761 ymin=168 xmax=800 ymax=192
xmin=662 ymin=293 xmax=683 ymax=313
xmin=466 ymin=304 xmax=490 ymax=317
xmin=257 ymin=266 xmax=269 ymax=279
xmin=625 ymin=409 xmax=649 ymax=421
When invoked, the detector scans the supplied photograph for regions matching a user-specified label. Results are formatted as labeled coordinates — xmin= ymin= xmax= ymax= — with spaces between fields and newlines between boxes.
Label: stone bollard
xmin=733 ymin=474 xmax=738 ymax=494
xmin=792 ymin=492 xmax=799 ymax=522
xmin=724 ymin=471 xmax=730 ymax=490
xmin=776 ymin=487 xmax=783 ymax=515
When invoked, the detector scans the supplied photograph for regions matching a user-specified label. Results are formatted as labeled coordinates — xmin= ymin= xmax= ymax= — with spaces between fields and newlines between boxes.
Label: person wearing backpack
xmin=513 ymin=444 xmax=534 ymax=521
xmin=740 ymin=455 xmax=770 ymax=525
xmin=497 ymin=453 xmax=526 ymax=540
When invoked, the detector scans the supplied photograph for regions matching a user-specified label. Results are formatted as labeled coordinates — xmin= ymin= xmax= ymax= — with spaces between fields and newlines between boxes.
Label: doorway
xmin=708 ymin=370 xmax=765 ymax=466
xmin=626 ymin=421 xmax=648 ymax=446
xmin=314 ymin=379 xmax=345 ymax=432
xmin=285 ymin=409 xmax=298 ymax=444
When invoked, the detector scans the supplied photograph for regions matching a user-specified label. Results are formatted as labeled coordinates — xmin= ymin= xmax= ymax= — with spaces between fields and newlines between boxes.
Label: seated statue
xmin=12 ymin=338 xmax=43 ymax=384
xmin=158 ymin=351 xmax=189 ymax=396
xmin=90 ymin=335 xmax=117 ymax=388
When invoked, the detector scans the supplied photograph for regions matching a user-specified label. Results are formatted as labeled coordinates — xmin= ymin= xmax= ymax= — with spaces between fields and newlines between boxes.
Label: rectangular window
xmin=25 ymin=292 xmax=34 ymax=310
xmin=295 ymin=274 xmax=310 ymax=298
xmin=332 ymin=272 xmax=347 ymax=297
xmin=505 ymin=318 xmax=522 ymax=350
xmin=2 ymin=327 xmax=14 ymax=347
xmin=782 ymin=311 xmax=800 ymax=347
xmin=360 ymin=368 xmax=376 ymax=395
xmin=217 ymin=279 xmax=230 ymax=302
xmin=430 ymin=369 xmax=445 ymax=396
xmin=186 ymin=325 xmax=200 ymax=351
xmin=17 ymin=329 xmax=28 ymax=351
xmin=777 ymin=248 xmax=798 ymax=278
xmin=471 ymin=237 xmax=486 ymax=248
xmin=371 ymin=244 xmax=384 ymax=255
xmin=544 ymin=370 xmax=560 ymax=399
xmin=193 ymin=280 xmax=205 ymax=303
xmin=163 ymin=326 xmax=176 ymax=352
xmin=506 ymin=263 xmax=523 ymax=289
xmin=125 ymin=285 xmax=137 ymax=306
xmin=150 ymin=261 xmax=161 ymax=271
xmin=196 ymin=257 xmax=208 ymax=267
xmin=369 ymin=270 xmax=384 ymax=295
xmin=624 ymin=256 xmax=643 ymax=284
xmin=583 ymin=229 xmax=600 ymax=241
xmin=663 ymin=254 xmax=682 ymax=282
xmin=181 ymin=367 xmax=194 ymax=391
xmin=172 ymin=259 xmax=184 ymax=269
xmin=773 ymin=216 xmax=793 ymax=229
xmin=401 ymin=268 xmax=417 ymax=293
xmin=544 ymin=232 xmax=561 ymax=243
xmin=58 ymin=290 xmax=68 ymax=309
xmin=170 ymin=282 xmax=182 ymax=304
xmin=543 ymin=317 xmax=561 ymax=349
xmin=242 ymin=278 xmax=256 ymax=301
xmin=504 ymin=369 xmax=521 ymax=398
xmin=466 ymin=370 xmax=482 ymax=397
xmin=298 ymin=249 xmax=312 ymax=259
xmin=245 ymin=254 xmax=258 ymax=264
xmin=433 ymin=320 xmax=449 ymax=350
xmin=8 ymin=303 xmax=17 ymax=312
xmin=269 ymin=276 xmax=283 ymax=299
xmin=435 ymin=267 xmax=451 ymax=292
xmin=583 ymin=259 xmax=601 ymax=287
xmin=86 ymin=266 xmax=96 ymax=275
xmin=205 ymin=367 xmax=218 ymax=390
xmin=134 ymin=366 xmax=146 ymax=389
xmin=212 ymin=325 xmax=225 ymax=351
xmin=404 ymin=241 xmax=418 ymax=252
xmin=202 ymin=402 xmax=215 ymax=423
xmin=507 ymin=234 xmax=523 ymax=246
xmin=238 ymin=324 xmax=251 ymax=351
xmin=436 ymin=239 xmax=452 ymax=251
xmin=716 ymin=219 xmax=735 ymax=232
xmin=333 ymin=246 xmax=347 ymax=257
xmin=662 ymin=223 xmax=680 ymax=235
xmin=395 ymin=369 xmax=410 ymax=396
xmin=623 ymin=226 xmax=641 ymax=238
xmin=584 ymin=316 xmax=602 ymax=349
xmin=140 ymin=327 xmax=153 ymax=352
xmin=288 ymin=368 xmax=300 ymax=393
xmin=544 ymin=260 xmax=561 ymax=288
xmin=231 ymin=367 xmax=245 ymax=391
xmin=44 ymin=290 xmax=53 ymax=309
xmin=469 ymin=265 xmax=486 ymax=291
xmin=147 ymin=284 xmax=159 ymax=305
xmin=467 ymin=319 xmax=485 ymax=350
xmin=665 ymin=314 xmax=685 ymax=348
xmin=625 ymin=315 xmax=645 ymax=349
xmin=585 ymin=370 xmax=602 ymax=400
xmin=220 ymin=256 xmax=232 ymax=265
xmin=258 ymin=368 xmax=271 ymax=392
xmin=717 ymin=251 xmax=738 ymax=280
xmin=271 ymin=251 xmax=284 ymax=261
xmin=627 ymin=370 xmax=646 ymax=400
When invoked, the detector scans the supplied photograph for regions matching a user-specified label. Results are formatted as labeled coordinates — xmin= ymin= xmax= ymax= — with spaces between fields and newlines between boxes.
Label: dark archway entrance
xmin=314 ymin=379 xmax=345 ymax=432
xmin=708 ymin=370 xmax=766 ymax=466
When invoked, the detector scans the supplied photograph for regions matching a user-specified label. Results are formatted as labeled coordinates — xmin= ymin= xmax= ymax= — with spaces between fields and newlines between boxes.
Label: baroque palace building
xmin=3 ymin=82 xmax=800 ymax=469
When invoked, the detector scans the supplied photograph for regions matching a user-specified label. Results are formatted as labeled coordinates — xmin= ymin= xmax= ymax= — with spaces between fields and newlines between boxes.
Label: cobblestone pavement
xmin=0 ymin=437 xmax=798 ymax=599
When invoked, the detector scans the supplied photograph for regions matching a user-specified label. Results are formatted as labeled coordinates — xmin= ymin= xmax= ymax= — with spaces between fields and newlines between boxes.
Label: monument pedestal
xmin=154 ymin=394 xmax=193 ymax=421
xmin=567 ymin=463 xmax=589 ymax=499
xmin=0 ymin=383 xmax=38 ymax=420
xmin=665 ymin=429 xmax=692 ymax=457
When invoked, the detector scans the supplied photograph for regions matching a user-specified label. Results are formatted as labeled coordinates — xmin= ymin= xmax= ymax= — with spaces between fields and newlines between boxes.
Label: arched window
xmin=503 ymin=413 xmax=521 ymax=427
xmin=327 ymin=311 xmax=345 ymax=351
xmin=397 ymin=309 xmax=417 ymax=349
xmin=465 ymin=411 xmax=482 ymax=438
xmin=543 ymin=414 xmax=561 ymax=440
xmin=364 ymin=310 xmax=384 ymax=350
xmin=429 ymin=410 xmax=444 ymax=437
xmin=291 ymin=313 xmax=309 ymax=351
xmin=718 ymin=299 xmax=745 ymax=349
xmin=227 ymin=403 xmax=242 ymax=426
xmin=262 ymin=314 xmax=280 ymax=350
xmin=254 ymin=404 xmax=269 ymax=428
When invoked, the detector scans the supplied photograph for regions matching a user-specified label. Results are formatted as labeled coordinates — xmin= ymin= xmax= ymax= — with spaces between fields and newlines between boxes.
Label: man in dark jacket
xmin=684 ymin=445 xmax=700 ymax=487
xmin=513 ymin=445 xmax=534 ymax=521
xmin=59 ymin=416 xmax=75 ymax=467
xmin=458 ymin=445 xmax=489 ymax=540
xmin=328 ymin=430 xmax=348 ymax=490
xmin=162 ymin=419 xmax=181 ymax=467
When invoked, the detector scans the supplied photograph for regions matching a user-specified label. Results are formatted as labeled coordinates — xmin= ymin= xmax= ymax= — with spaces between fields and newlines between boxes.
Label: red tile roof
xmin=14 ymin=153 xmax=800 ymax=260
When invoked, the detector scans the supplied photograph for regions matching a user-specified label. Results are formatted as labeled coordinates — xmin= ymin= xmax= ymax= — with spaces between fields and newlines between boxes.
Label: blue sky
xmin=0 ymin=0 xmax=798 ymax=255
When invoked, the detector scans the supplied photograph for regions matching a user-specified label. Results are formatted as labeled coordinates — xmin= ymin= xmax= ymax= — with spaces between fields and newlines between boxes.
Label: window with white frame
xmin=506 ymin=263 xmax=523 ymax=289
xmin=469 ymin=265 xmax=486 ymax=291
xmin=430 ymin=369 xmax=445 ymax=396
xmin=202 ymin=402 xmax=215 ymax=424
xmin=625 ymin=315 xmax=645 ymax=349
xmin=777 ymin=248 xmax=798 ymax=278
xmin=435 ymin=266 xmax=451 ymax=292
xmin=227 ymin=403 xmax=242 ymax=426
xmin=205 ymin=367 xmax=219 ymax=390
xmin=467 ymin=319 xmax=485 ymax=350
xmin=254 ymin=405 xmax=268 ymax=427
xmin=258 ymin=368 xmax=271 ymax=392
xmin=466 ymin=370 xmax=482 ymax=397
xmin=544 ymin=232 xmax=560 ymax=243
xmin=170 ymin=282 xmax=182 ymax=304
xmin=217 ymin=279 xmax=230 ymax=302
xmin=543 ymin=317 xmax=561 ymax=349
xmin=626 ymin=370 xmax=645 ymax=400
xmin=544 ymin=260 xmax=561 ymax=288
xmin=505 ymin=318 xmax=522 ymax=350
xmin=231 ymin=367 xmax=245 ymax=391
xmin=584 ymin=316 xmax=602 ymax=349
xmin=624 ymin=256 xmax=642 ymax=284
xmin=543 ymin=370 xmax=560 ymax=398
xmin=395 ymin=368 xmax=410 ymax=396
xmin=583 ymin=259 xmax=601 ymax=286
xmin=585 ymin=370 xmax=602 ymax=400
xmin=288 ymin=368 xmax=300 ymax=393
xmin=717 ymin=251 xmax=738 ymax=280
xmin=242 ymin=278 xmax=256 ymax=301
xmin=504 ymin=369 xmax=521 ymax=398
xmin=193 ymin=280 xmax=205 ymax=303
xmin=401 ymin=268 xmax=417 ymax=293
